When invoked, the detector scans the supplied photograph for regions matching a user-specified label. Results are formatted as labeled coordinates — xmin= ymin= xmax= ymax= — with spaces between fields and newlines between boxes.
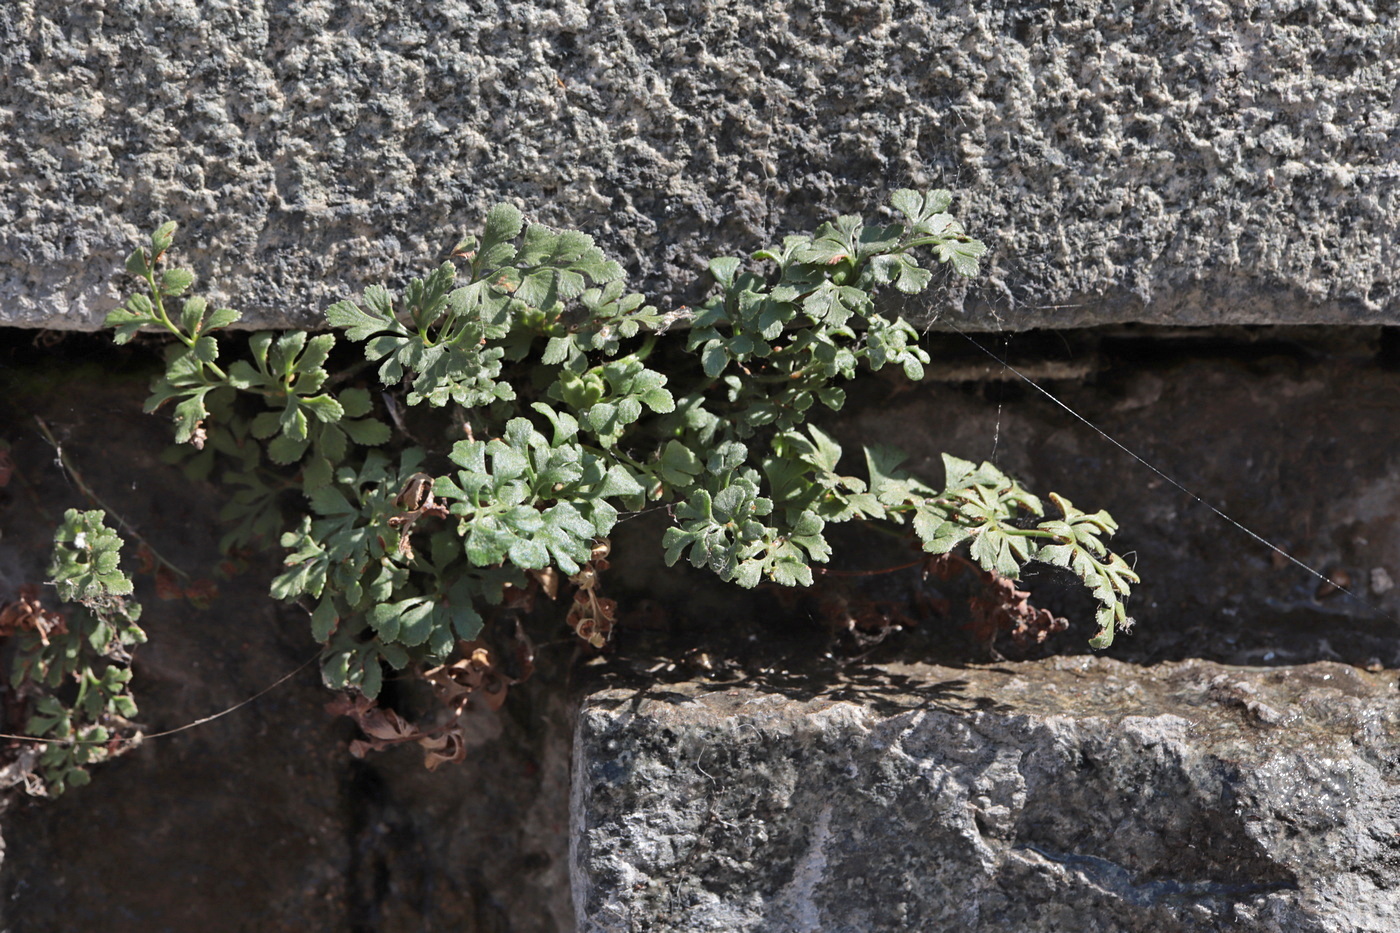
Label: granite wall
xmin=2 ymin=0 xmax=1397 ymax=331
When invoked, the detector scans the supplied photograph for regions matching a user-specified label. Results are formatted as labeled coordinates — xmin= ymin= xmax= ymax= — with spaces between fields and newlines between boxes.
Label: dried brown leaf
xmin=0 ymin=584 xmax=67 ymax=646
xmin=420 ymin=727 xmax=467 ymax=771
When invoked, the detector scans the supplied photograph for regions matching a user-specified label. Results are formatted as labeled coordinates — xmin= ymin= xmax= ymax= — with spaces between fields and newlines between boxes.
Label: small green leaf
xmin=934 ymin=237 xmax=988 ymax=277
xmin=204 ymin=307 xmax=241 ymax=331
xmin=709 ymin=256 xmax=742 ymax=286
xmin=342 ymin=418 xmax=391 ymax=446
xmin=891 ymin=188 xmax=953 ymax=225
xmin=702 ymin=341 xmax=728 ymax=378
xmin=327 ymin=300 xmax=392 ymax=342
xmin=160 ymin=268 xmax=195 ymax=297
xmin=542 ymin=337 xmax=574 ymax=366
xmin=599 ymin=463 xmax=644 ymax=498
xmin=171 ymin=393 xmax=210 ymax=445
xmin=396 ymin=599 xmax=436 ymax=647
xmin=180 ymin=296 xmax=207 ymax=334
xmin=150 ymin=221 xmax=177 ymax=254
xmin=360 ymin=659 xmax=384 ymax=700
xmin=368 ymin=602 xmax=403 ymax=642
xmin=659 ymin=440 xmax=703 ymax=487
xmin=309 ymin=486 xmax=356 ymax=516
xmin=192 ymin=335 xmax=219 ymax=364
xmin=302 ymin=456 xmax=334 ymax=491
xmin=311 ymin=600 xmax=339 ymax=641
xmin=302 ymin=395 xmax=345 ymax=424
xmin=712 ymin=485 xmax=748 ymax=523
xmin=267 ymin=434 xmax=310 ymax=465
xmin=509 ymin=536 xmax=550 ymax=568
xmin=339 ymin=388 xmax=373 ymax=418
xmin=894 ymin=259 xmax=933 ymax=295
xmin=279 ymin=402 xmax=310 ymax=442
xmin=125 ymin=247 xmax=151 ymax=278
xmin=104 ymin=308 xmax=150 ymax=344
xmin=641 ymin=386 xmax=674 ymax=413
xmin=1089 ymin=606 xmax=1118 ymax=649
xmin=478 ymin=203 xmax=524 ymax=270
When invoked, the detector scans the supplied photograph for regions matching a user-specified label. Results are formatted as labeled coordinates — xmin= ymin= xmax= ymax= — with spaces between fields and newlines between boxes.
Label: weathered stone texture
xmin=2 ymin=0 xmax=1397 ymax=330
xmin=573 ymin=659 xmax=1400 ymax=932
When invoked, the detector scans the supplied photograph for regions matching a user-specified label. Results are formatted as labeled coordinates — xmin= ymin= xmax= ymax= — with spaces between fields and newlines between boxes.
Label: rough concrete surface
xmin=573 ymin=658 xmax=1400 ymax=932
xmin=2 ymin=0 xmax=1397 ymax=331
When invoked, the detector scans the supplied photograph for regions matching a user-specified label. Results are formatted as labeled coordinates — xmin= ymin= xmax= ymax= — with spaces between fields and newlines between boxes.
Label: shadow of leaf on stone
xmin=585 ymin=660 xmax=1016 ymax=718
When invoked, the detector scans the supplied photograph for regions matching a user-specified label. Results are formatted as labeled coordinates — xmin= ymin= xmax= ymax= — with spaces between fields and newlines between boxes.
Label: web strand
xmin=949 ymin=323 xmax=1394 ymax=627
xmin=0 ymin=655 xmax=318 ymax=746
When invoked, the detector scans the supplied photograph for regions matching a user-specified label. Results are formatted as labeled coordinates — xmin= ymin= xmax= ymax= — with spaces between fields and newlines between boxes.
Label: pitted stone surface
xmin=572 ymin=658 xmax=1400 ymax=932
xmin=2 ymin=1 xmax=1398 ymax=330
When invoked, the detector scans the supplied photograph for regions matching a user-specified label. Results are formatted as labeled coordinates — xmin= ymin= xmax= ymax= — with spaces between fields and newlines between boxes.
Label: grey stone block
xmin=572 ymin=659 xmax=1400 ymax=931
xmin=2 ymin=1 xmax=1396 ymax=331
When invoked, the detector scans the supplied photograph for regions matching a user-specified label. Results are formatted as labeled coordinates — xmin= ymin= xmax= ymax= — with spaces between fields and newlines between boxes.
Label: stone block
xmin=572 ymin=658 xmax=1400 ymax=931
xmin=2 ymin=1 xmax=1397 ymax=331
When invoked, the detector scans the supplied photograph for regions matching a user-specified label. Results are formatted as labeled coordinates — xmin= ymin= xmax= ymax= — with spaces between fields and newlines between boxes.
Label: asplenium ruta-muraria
xmin=106 ymin=190 xmax=1137 ymax=703
xmin=6 ymin=509 xmax=145 ymax=796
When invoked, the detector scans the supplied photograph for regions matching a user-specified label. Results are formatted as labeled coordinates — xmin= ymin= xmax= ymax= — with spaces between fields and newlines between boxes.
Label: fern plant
xmin=102 ymin=192 xmax=1137 ymax=715
xmin=3 ymin=510 xmax=144 ymax=795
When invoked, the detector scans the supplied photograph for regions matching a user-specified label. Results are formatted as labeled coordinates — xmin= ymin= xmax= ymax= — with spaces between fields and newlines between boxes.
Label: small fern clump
xmin=2 ymin=510 xmax=144 ymax=795
xmin=99 ymin=192 xmax=1136 ymax=744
